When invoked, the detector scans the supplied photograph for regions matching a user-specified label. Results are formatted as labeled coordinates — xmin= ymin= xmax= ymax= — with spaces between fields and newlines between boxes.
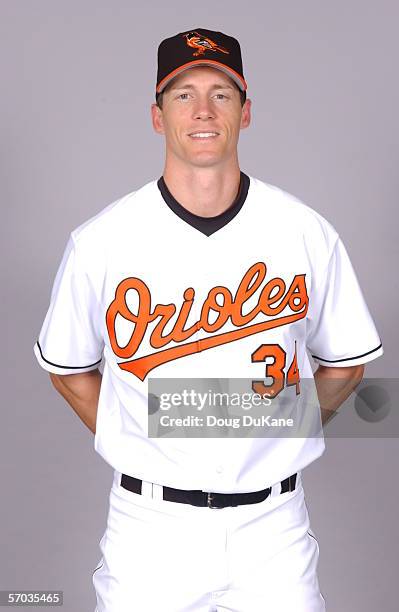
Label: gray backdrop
xmin=1 ymin=1 xmax=398 ymax=610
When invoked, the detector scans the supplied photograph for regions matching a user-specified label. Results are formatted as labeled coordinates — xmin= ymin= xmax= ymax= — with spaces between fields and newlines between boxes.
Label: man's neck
xmin=162 ymin=161 xmax=242 ymax=218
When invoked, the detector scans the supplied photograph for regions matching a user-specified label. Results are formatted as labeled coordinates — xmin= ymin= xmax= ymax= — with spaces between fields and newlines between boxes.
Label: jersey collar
xmin=156 ymin=171 xmax=250 ymax=236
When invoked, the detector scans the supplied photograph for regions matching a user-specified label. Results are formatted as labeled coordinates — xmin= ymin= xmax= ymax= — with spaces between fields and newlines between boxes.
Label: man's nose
xmin=192 ymin=97 xmax=216 ymax=119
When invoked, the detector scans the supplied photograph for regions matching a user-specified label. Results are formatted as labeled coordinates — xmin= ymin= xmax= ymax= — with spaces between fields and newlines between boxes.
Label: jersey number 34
xmin=251 ymin=341 xmax=300 ymax=399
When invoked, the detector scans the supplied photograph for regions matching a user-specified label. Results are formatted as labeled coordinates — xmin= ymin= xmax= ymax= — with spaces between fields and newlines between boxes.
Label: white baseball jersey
xmin=33 ymin=173 xmax=383 ymax=492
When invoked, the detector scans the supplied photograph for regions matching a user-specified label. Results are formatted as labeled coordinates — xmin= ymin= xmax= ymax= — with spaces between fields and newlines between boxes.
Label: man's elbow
xmin=346 ymin=363 xmax=365 ymax=386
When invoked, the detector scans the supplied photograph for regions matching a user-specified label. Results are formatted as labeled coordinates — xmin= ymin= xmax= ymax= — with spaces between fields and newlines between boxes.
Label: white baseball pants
xmin=93 ymin=470 xmax=326 ymax=611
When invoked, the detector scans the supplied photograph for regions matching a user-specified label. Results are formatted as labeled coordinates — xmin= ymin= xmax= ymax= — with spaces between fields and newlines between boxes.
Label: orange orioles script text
xmin=106 ymin=262 xmax=308 ymax=381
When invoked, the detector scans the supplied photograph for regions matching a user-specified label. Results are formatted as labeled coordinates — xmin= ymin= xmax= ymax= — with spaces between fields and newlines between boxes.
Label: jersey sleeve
xmin=33 ymin=234 xmax=104 ymax=374
xmin=306 ymin=236 xmax=383 ymax=367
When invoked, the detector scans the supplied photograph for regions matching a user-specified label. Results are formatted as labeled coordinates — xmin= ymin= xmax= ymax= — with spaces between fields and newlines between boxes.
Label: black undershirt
xmin=157 ymin=171 xmax=250 ymax=236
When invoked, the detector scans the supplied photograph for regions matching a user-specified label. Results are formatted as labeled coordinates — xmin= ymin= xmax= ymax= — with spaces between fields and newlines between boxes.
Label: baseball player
xmin=34 ymin=28 xmax=383 ymax=611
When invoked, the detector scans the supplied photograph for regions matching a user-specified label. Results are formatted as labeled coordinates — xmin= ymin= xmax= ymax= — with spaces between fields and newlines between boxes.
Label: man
xmin=34 ymin=28 xmax=383 ymax=611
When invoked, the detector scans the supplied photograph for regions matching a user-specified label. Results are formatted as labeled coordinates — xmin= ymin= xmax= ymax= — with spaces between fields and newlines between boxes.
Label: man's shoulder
xmin=250 ymin=175 xmax=339 ymax=243
xmin=70 ymin=179 xmax=157 ymax=247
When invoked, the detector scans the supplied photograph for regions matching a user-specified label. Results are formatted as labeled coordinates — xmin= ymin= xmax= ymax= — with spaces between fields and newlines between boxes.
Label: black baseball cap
xmin=156 ymin=28 xmax=247 ymax=95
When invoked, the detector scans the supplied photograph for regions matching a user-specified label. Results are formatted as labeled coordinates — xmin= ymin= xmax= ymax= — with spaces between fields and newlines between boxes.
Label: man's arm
xmin=314 ymin=364 xmax=365 ymax=426
xmin=49 ymin=369 xmax=102 ymax=434
xmin=48 ymin=363 xmax=364 ymax=433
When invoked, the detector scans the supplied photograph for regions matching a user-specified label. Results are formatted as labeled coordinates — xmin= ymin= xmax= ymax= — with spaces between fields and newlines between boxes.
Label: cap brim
xmin=156 ymin=59 xmax=247 ymax=94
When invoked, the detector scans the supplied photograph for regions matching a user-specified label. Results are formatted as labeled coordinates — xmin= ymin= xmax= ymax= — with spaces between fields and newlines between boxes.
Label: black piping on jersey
xmin=36 ymin=340 xmax=102 ymax=369
xmin=157 ymin=171 xmax=250 ymax=236
xmin=307 ymin=531 xmax=319 ymax=545
xmin=311 ymin=342 xmax=382 ymax=364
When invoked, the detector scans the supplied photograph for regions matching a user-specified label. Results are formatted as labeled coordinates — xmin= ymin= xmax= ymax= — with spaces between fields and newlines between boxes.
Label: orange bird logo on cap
xmin=183 ymin=31 xmax=230 ymax=56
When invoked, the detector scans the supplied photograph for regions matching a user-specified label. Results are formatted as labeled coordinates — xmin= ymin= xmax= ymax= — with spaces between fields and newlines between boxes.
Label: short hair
xmin=155 ymin=80 xmax=247 ymax=110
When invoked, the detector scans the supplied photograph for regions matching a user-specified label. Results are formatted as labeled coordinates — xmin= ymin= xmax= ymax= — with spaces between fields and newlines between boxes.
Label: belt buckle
xmin=207 ymin=492 xmax=219 ymax=509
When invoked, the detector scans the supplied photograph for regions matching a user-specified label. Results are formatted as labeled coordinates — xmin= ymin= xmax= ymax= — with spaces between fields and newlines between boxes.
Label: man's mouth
xmin=188 ymin=132 xmax=219 ymax=139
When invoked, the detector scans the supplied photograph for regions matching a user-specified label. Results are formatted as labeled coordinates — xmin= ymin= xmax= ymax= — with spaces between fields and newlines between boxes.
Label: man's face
xmin=151 ymin=66 xmax=251 ymax=169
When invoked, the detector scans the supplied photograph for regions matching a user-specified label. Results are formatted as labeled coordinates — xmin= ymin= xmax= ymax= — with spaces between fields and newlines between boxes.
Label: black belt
xmin=120 ymin=473 xmax=297 ymax=509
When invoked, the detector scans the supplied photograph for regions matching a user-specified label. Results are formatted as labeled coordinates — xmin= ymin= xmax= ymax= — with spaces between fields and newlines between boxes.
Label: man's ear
xmin=151 ymin=103 xmax=165 ymax=135
xmin=240 ymin=98 xmax=251 ymax=130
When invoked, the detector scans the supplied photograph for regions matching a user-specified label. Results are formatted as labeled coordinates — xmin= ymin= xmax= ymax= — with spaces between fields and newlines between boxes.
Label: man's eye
xmin=177 ymin=93 xmax=228 ymax=100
